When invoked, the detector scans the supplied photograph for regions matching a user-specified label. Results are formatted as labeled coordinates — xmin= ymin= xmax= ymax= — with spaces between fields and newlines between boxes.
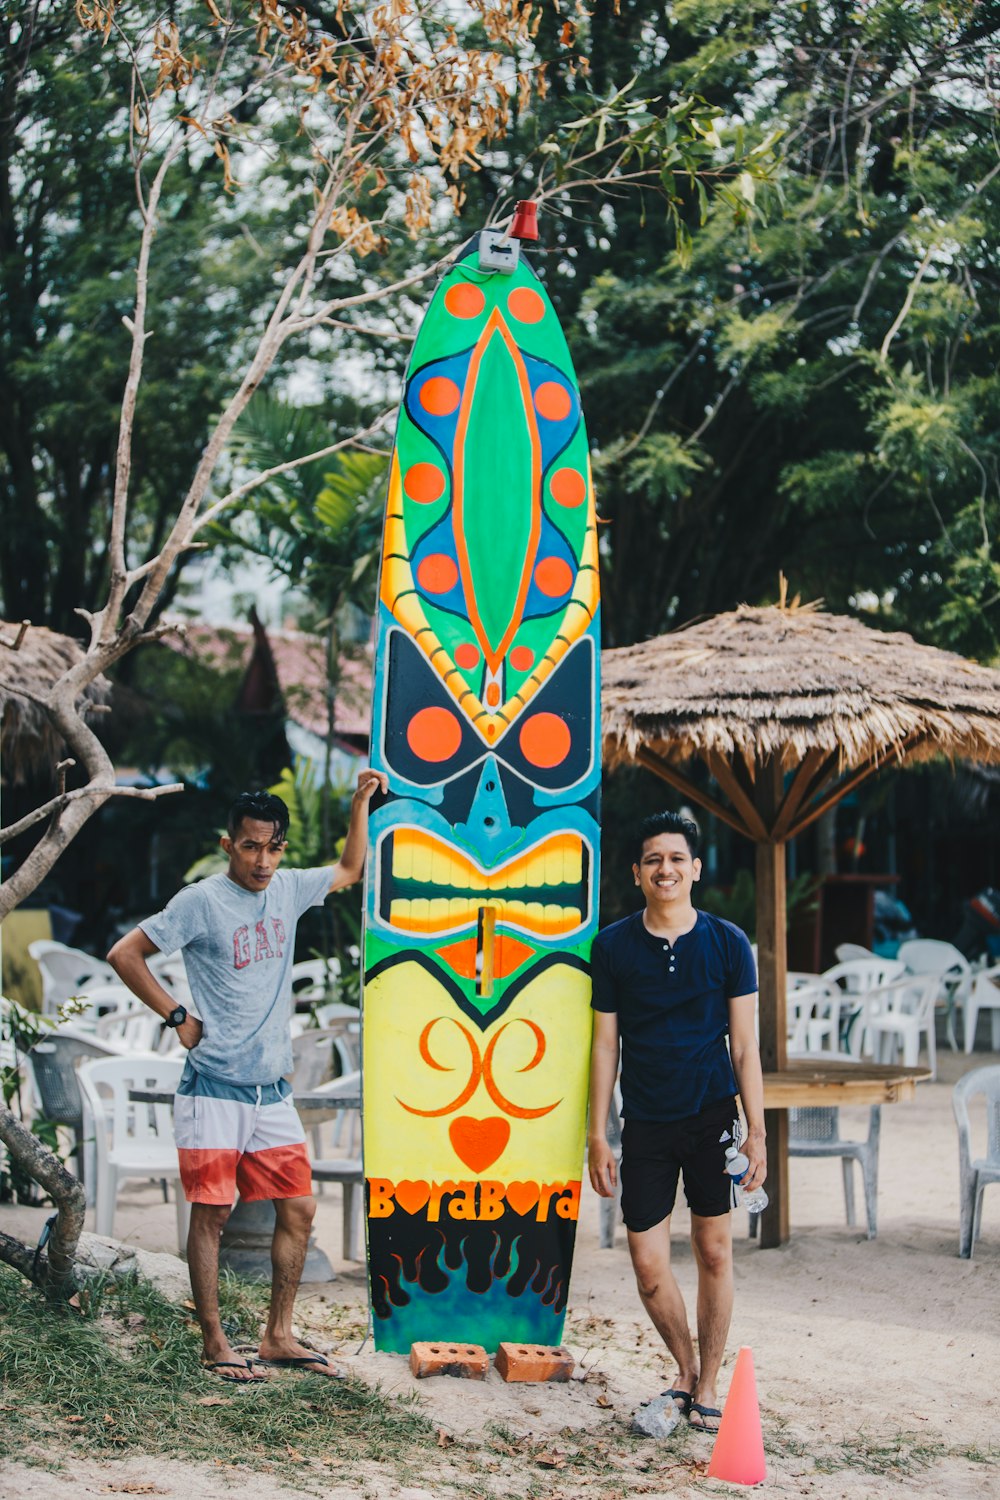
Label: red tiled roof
xmin=167 ymin=619 xmax=372 ymax=739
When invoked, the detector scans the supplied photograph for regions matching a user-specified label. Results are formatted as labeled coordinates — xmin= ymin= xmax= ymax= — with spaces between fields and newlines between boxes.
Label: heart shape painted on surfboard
xmin=448 ymin=1115 xmax=510 ymax=1173
xmin=505 ymin=1180 xmax=541 ymax=1216
xmin=394 ymin=1179 xmax=431 ymax=1215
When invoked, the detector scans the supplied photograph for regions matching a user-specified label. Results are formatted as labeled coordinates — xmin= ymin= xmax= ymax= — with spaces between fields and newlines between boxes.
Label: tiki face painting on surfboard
xmin=362 ymin=208 xmax=601 ymax=1352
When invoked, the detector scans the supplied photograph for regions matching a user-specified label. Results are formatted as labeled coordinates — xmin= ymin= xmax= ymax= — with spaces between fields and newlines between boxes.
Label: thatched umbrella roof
xmin=0 ymin=622 xmax=110 ymax=785
xmin=603 ymin=600 xmax=1000 ymax=778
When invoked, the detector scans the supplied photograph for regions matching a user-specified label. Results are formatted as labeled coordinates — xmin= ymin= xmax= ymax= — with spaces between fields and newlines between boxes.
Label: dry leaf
xmin=436 ymin=1428 xmax=454 ymax=1448
xmin=195 ymin=1395 xmax=230 ymax=1407
xmin=182 ymin=1299 xmax=197 ymax=1310
xmin=65 ymin=1415 xmax=86 ymax=1424
xmin=285 ymin=1445 xmax=305 ymax=1463
xmin=535 ymin=1452 xmax=566 ymax=1469
xmin=103 ymin=1413 xmax=115 ymax=1424
xmin=596 ymin=1393 xmax=613 ymax=1408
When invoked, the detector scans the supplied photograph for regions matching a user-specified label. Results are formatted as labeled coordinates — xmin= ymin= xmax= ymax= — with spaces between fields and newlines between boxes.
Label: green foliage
xmin=214 ymin=393 xmax=388 ymax=627
xmin=267 ymin=762 xmax=326 ymax=869
xmin=0 ymin=3 xmax=304 ymax=631
xmin=699 ymin=870 xmax=819 ymax=943
xmin=527 ymin=0 xmax=1000 ymax=661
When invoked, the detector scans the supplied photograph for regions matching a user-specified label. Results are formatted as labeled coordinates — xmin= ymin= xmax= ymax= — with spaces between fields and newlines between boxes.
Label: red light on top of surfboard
xmin=510 ymin=200 xmax=539 ymax=240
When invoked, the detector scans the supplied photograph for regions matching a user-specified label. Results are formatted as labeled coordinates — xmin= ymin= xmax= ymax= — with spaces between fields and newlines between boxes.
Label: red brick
xmin=408 ymin=1341 xmax=489 ymax=1379
xmin=494 ymin=1342 xmax=575 ymax=1383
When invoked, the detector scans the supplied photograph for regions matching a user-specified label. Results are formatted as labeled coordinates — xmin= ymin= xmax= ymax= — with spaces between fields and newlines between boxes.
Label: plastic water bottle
xmin=725 ymin=1146 xmax=769 ymax=1214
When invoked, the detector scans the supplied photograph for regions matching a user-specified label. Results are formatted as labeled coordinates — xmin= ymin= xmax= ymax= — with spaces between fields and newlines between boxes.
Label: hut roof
xmin=602 ymin=602 xmax=1000 ymax=774
xmin=0 ymin=622 xmax=110 ymax=784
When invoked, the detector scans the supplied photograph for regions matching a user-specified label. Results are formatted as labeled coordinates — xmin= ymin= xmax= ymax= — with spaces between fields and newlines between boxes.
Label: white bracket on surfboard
xmin=478 ymin=230 xmax=521 ymax=274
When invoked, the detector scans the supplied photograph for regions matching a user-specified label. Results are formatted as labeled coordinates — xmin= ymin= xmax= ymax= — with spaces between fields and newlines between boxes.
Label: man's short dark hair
xmin=635 ymin=810 xmax=701 ymax=862
xmin=227 ymin=791 xmax=290 ymax=843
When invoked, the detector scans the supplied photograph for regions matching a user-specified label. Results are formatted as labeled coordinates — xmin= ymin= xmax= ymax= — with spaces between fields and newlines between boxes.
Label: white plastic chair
xmin=787 ymin=980 xmax=845 ymax=1053
xmin=822 ymin=958 xmax=905 ymax=1055
xmin=146 ymin=952 xmax=193 ymax=1003
xmin=835 ymin=943 xmax=877 ymax=962
xmin=76 ymin=1054 xmax=188 ymax=1252
xmin=860 ymin=974 xmax=940 ymax=1078
xmin=952 ymin=1065 xmax=1000 ymax=1258
xmin=898 ymin=939 xmax=971 ymax=1053
xmin=95 ymin=1007 xmax=178 ymax=1054
xmin=963 ymin=963 xmax=1000 ymax=1054
xmin=27 ymin=941 xmax=119 ymax=1016
xmin=290 ymin=957 xmax=342 ymax=1003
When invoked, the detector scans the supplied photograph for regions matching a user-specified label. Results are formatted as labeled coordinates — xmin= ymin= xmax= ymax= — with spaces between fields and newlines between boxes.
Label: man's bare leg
xmin=257 ymin=1196 xmax=340 ymax=1377
xmin=188 ymin=1202 xmax=264 ymax=1382
xmin=688 ymin=1212 xmax=734 ymax=1430
xmin=627 ymin=1218 xmax=699 ymax=1407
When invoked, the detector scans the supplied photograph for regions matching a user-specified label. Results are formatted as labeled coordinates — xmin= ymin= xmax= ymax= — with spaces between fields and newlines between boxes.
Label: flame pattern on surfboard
xmin=363 ymin=230 xmax=600 ymax=1352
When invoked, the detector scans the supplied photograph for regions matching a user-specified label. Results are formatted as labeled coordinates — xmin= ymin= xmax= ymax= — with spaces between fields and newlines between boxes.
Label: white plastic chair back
xmin=898 ymin=939 xmax=970 ymax=982
xmin=862 ymin=974 xmax=940 ymax=1076
xmin=952 ymin=1064 xmax=1000 ymax=1257
xmin=27 ymin=941 xmax=119 ymax=1016
xmin=76 ymin=1054 xmax=187 ymax=1250
xmin=787 ymin=980 xmax=844 ymax=1053
xmin=291 ymin=957 xmax=342 ymax=1001
xmin=835 ymin=943 xmax=876 ymax=962
xmin=95 ymin=1008 xmax=167 ymax=1052
xmin=146 ymin=952 xmax=193 ymax=1002
xmin=822 ymin=957 xmax=906 ymax=993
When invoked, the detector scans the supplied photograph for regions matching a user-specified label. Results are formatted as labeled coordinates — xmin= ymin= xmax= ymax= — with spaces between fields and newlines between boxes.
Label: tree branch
xmin=0 ymin=781 xmax=184 ymax=849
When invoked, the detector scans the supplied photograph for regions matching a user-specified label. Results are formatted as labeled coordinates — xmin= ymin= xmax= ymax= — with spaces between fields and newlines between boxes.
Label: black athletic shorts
xmin=620 ymin=1096 xmax=740 ymax=1231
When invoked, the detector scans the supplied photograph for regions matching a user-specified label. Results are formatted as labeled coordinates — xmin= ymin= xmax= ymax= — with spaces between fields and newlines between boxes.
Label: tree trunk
xmin=0 ymin=1104 xmax=86 ymax=1292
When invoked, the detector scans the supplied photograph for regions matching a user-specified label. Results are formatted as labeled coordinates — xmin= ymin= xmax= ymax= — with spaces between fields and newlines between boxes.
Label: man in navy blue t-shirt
xmin=588 ymin=811 xmax=766 ymax=1434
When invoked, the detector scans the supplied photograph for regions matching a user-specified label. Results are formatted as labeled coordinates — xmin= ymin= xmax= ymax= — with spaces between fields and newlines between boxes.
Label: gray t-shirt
xmin=139 ymin=867 xmax=333 ymax=1085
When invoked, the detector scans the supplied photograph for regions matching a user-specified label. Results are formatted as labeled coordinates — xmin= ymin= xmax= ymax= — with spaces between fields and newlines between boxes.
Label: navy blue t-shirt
xmin=591 ymin=909 xmax=757 ymax=1123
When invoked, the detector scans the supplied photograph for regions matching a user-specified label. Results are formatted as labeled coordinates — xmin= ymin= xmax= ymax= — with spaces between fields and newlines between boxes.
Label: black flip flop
xmin=663 ymin=1388 xmax=694 ymax=1416
xmin=688 ymin=1401 xmax=723 ymax=1433
xmin=203 ymin=1359 xmax=266 ymax=1385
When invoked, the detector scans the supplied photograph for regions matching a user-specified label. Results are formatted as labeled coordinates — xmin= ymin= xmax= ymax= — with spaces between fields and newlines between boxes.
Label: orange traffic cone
xmin=705 ymin=1345 xmax=766 ymax=1486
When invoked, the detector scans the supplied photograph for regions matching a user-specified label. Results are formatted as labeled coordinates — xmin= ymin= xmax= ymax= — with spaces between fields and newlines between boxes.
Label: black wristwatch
xmin=165 ymin=1005 xmax=188 ymax=1029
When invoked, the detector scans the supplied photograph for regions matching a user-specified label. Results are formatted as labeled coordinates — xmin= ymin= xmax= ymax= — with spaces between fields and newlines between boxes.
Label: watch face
xmin=167 ymin=1006 xmax=187 ymax=1028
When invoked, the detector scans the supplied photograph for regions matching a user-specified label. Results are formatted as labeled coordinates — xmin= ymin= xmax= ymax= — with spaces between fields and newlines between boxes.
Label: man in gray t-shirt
xmin=108 ymin=769 xmax=385 ymax=1384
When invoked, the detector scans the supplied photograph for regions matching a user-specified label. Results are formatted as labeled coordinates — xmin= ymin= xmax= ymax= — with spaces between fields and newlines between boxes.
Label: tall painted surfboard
xmin=362 ymin=226 xmax=600 ymax=1353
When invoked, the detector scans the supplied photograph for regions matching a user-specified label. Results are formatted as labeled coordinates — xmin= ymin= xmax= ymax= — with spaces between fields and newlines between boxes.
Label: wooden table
xmin=756 ymin=1060 xmax=931 ymax=1247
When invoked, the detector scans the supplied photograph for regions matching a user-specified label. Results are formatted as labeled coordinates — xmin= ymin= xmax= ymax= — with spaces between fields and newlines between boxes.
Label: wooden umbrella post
xmin=754 ymin=755 xmax=788 ymax=1246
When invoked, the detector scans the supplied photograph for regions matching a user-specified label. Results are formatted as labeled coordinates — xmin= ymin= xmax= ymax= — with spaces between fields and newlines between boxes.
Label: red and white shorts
xmin=173 ymin=1067 xmax=312 ymax=1205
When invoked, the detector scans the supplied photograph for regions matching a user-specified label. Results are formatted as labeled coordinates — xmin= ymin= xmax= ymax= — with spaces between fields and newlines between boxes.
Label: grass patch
xmin=819 ymin=1429 xmax=949 ymax=1477
xmin=0 ymin=1264 xmax=437 ymax=1478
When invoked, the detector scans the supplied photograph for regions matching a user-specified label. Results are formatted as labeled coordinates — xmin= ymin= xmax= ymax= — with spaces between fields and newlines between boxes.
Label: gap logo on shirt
xmin=232 ymin=918 xmax=287 ymax=970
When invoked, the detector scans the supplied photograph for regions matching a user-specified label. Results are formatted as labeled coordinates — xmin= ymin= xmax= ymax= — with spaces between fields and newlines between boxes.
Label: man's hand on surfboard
xmin=353 ymin=768 xmax=389 ymax=807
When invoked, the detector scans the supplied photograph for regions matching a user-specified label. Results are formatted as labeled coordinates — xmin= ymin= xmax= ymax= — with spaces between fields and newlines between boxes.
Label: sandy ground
xmin=2 ymin=1046 xmax=999 ymax=1499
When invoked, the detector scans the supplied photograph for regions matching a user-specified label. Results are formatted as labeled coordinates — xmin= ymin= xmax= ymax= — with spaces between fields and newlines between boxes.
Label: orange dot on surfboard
xmin=417 ymin=553 xmax=459 ymax=593
xmin=550 ymin=467 xmax=586 ymax=508
xmin=519 ymin=712 xmax=571 ymax=769
xmin=507 ymin=287 xmax=545 ymax=323
xmin=534 ymin=556 xmax=573 ymax=597
xmin=444 ymin=283 xmax=486 ymax=319
xmin=534 ymin=381 xmax=572 ymax=421
xmin=486 ymin=683 xmax=500 ymax=707
xmin=404 ymin=462 xmax=446 ymax=504
xmin=407 ymin=706 xmax=462 ymax=762
xmin=420 ymin=376 xmax=461 ymax=415
xmin=510 ymin=645 xmax=535 ymax=672
xmin=455 ymin=643 xmax=480 ymax=670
